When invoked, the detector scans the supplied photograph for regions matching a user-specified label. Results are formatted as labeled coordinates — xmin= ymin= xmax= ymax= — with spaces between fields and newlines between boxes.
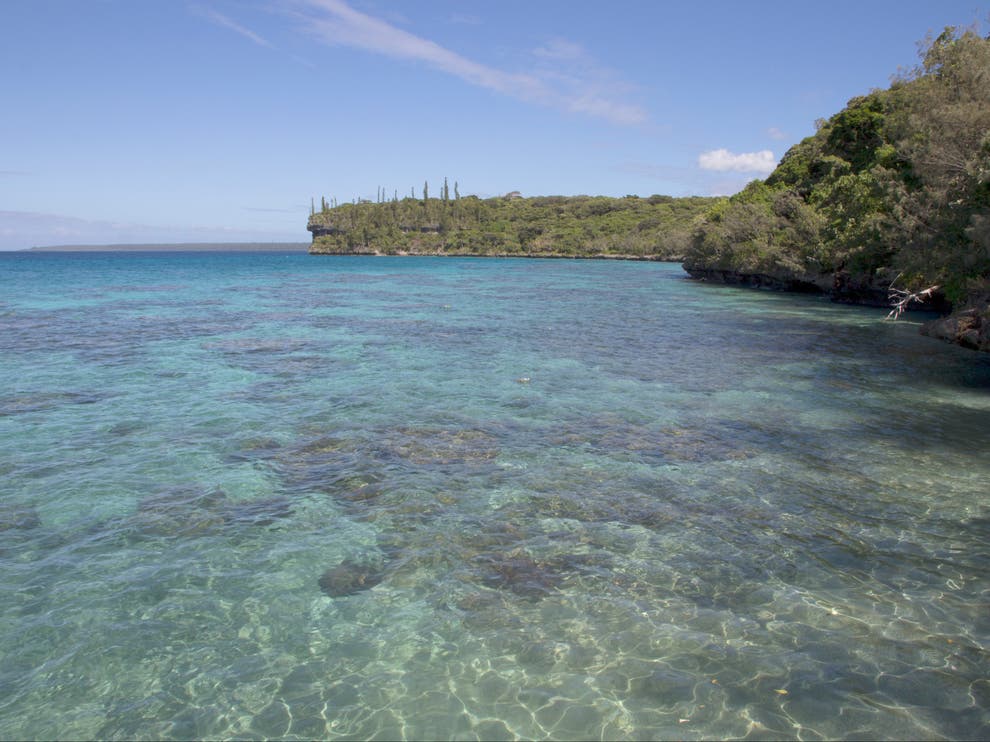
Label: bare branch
xmin=886 ymin=281 xmax=941 ymax=319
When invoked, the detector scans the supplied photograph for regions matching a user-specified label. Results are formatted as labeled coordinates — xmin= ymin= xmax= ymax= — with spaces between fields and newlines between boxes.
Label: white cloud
xmin=698 ymin=149 xmax=776 ymax=174
xmin=292 ymin=0 xmax=646 ymax=126
xmin=767 ymin=127 xmax=787 ymax=140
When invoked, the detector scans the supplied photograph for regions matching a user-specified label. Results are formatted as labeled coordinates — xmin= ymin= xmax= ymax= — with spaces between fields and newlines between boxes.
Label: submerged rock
xmin=275 ymin=435 xmax=369 ymax=496
xmin=129 ymin=487 xmax=293 ymax=538
xmin=479 ymin=552 xmax=557 ymax=599
xmin=382 ymin=426 xmax=500 ymax=466
xmin=0 ymin=504 xmax=42 ymax=531
xmin=0 ymin=391 xmax=105 ymax=417
xmin=318 ymin=559 xmax=385 ymax=597
xmin=225 ymin=436 xmax=283 ymax=464
xmin=201 ymin=337 xmax=311 ymax=355
xmin=133 ymin=487 xmax=228 ymax=537
xmin=221 ymin=496 xmax=293 ymax=527
xmin=551 ymin=415 xmax=757 ymax=464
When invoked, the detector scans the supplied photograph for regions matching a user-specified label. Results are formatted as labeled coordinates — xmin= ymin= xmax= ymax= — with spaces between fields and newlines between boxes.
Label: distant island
xmin=307 ymin=188 xmax=716 ymax=261
xmin=26 ymin=242 xmax=310 ymax=252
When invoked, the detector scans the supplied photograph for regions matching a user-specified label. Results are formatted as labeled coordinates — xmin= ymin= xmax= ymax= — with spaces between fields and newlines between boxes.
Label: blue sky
xmin=1 ymin=0 xmax=986 ymax=249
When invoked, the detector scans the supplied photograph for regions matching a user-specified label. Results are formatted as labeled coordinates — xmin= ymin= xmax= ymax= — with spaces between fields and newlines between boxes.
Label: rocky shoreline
xmin=682 ymin=266 xmax=897 ymax=306
xmin=684 ymin=267 xmax=988 ymax=353
xmin=308 ymin=246 xmax=678 ymax=261
xmin=308 ymin=246 xmax=989 ymax=353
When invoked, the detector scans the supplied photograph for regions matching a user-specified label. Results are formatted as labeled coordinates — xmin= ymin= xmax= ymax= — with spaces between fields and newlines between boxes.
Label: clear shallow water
xmin=1 ymin=251 xmax=989 ymax=741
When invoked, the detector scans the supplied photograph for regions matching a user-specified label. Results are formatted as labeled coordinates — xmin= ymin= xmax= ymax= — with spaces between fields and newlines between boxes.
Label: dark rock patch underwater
xmin=318 ymin=559 xmax=386 ymax=597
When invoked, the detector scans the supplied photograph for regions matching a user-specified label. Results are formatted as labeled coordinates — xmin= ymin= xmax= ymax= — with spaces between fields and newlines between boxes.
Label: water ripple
xmin=1 ymin=254 xmax=988 ymax=739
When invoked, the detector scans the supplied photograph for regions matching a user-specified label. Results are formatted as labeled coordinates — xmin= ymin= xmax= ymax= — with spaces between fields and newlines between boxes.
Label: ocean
xmin=1 ymin=251 xmax=988 ymax=739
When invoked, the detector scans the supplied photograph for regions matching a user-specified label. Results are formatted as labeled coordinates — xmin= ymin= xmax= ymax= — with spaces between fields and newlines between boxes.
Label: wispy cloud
xmin=192 ymin=5 xmax=275 ymax=49
xmin=448 ymin=13 xmax=482 ymax=26
xmin=533 ymin=38 xmax=585 ymax=61
xmin=767 ymin=127 xmax=787 ymax=141
xmin=698 ymin=149 xmax=776 ymax=175
xmin=291 ymin=0 xmax=646 ymax=126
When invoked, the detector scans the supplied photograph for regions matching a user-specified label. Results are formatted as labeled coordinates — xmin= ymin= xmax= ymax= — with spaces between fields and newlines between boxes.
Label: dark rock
xmin=478 ymin=550 xmax=565 ymax=600
xmin=318 ymin=559 xmax=385 ymax=597
xmin=922 ymin=298 xmax=990 ymax=352
xmin=830 ymin=269 xmax=897 ymax=306
xmin=382 ymin=426 xmax=499 ymax=466
xmin=132 ymin=487 xmax=228 ymax=537
xmin=0 ymin=391 xmax=106 ymax=417
xmin=684 ymin=266 xmax=829 ymax=295
xmin=127 ymin=488 xmax=294 ymax=538
xmin=225 ymin=437 xmax=283 ymax=463
xmin=683 ymin=266 xmax=899 ymax=306
xmin=221 ymin=496 xmax=293 ymax=527
xmin=550 ymin=416 xmax=754 ymax=465
xmin=0 ymin=504 xmax=41 ymax=531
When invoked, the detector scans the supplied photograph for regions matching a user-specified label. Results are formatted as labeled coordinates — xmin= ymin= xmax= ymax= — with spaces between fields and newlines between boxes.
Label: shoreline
xmin=684 ymin=265 xmax=989 ymax=352
xmin=308 ymin=247 xmax=680 ymax=262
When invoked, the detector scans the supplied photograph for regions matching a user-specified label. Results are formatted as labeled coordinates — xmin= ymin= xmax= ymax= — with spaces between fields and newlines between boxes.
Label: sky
xmin=1 ymin=0 xmax=987 ymax=249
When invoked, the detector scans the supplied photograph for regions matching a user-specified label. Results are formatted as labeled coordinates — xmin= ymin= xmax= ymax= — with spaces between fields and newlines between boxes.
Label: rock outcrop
xmin=682 ymin=266 xmax=893 ymax=307
xmin=921 ymin=297 xmax=990 ymax=352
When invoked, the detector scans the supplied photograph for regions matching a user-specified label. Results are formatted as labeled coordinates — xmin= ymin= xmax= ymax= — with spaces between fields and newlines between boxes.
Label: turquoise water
xmin=1 ymin=251 xmax=988 ymax=740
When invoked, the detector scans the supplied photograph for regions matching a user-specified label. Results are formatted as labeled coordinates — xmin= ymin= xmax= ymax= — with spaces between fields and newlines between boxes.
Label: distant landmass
xmin=25 ymin=242 xmax=311 ymax=252
xmin=307 ymin=192 xmax=715 ymax=261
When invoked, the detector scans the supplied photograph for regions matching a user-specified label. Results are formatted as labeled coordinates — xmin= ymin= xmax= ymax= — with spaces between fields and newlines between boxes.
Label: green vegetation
xmin=683 ymin=26 xmax=990 ymax=319
xmin=307 ymin=191 xmax=716 ymax=260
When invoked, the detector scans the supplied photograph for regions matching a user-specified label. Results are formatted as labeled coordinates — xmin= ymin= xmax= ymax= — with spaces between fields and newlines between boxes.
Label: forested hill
xmin=682 ymin=26 xmax=990 ymax=351
xmin=307 ymin=191 xmax=716 ymax=260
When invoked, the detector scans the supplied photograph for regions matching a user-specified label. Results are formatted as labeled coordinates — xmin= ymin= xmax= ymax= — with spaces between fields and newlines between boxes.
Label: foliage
xmin=684 ymin=26 xmax=990 ymax=308
xmin=308 ymin=191 xmax=716 ymax=260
